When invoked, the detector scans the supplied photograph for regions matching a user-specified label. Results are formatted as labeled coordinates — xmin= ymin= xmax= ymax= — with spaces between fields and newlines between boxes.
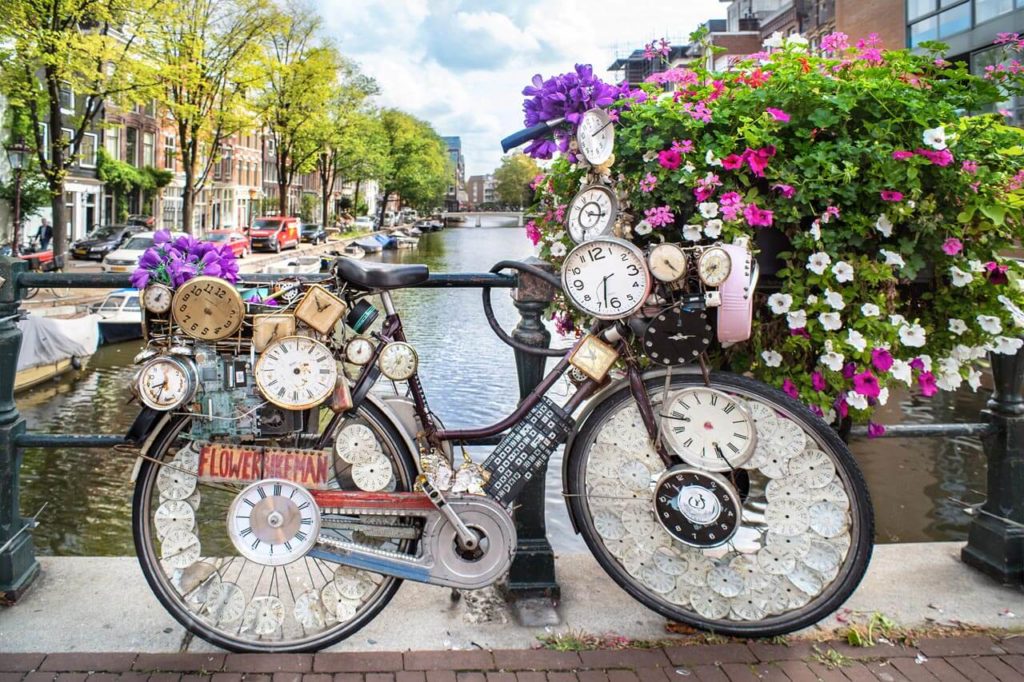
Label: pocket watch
xmin=697 ymin=247 xmax=733 ymax=287
xmin=136 ymin=355 xmax=199 ymax=411
xmin=142 ymin=283 xmax=173 ymax=314
xmin=171 ymin=276 xmax=245 ymax=341
xmin=561 ymin=237 xmax=651 ymax=320
xmin=567 ymin=185 xmax=618 ymax=244
xmin=378 ymin=342 xmax=418 ymax=381
xmin=255 ymin=336 xmax=338 ymax=410
xmin=660 ymin=387 xmax=757 ymax=471
xmin=648 ymin=243 xmax=688 ymax=282
xmin=576 ymin=108 xmax=615 ymax=166
xmin=344 ymin=337 xmax=375 ymax=365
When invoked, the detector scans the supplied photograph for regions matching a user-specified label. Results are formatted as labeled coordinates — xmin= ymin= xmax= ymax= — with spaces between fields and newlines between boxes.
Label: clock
xmin=697 ymin=247 xmax=732 ymax=287
xmin=660 ymin=387 xmax=757 ymax=471
xmin=576 ymin=108 xmax=615 ymax=166
xmin=227 ymin=479 xmax=321 ymax=567
xmin=566 ymin=185 xmax=618 ymax=244
xmin=171 ymin=276 xmax=245 ymax=341
xmin=378 ymin=342 xmax=418 ymax=381
xmin=654 ymin=467 xmax=741 ymax=548
xmin=295 ymin=285 xmax=348 ymax=335
xmin=648 ymin=243 xmax=687 ymax=282
xmin=642 ymin=306 xmax=712 ymax=365
xmin=136 ymin=355 xmax=199 ymax=411
xmin=345 ymin=337 xmax=375 ymax=365
xmin=561 ymin=237 xmax=651 ymax=320
xmin=252 ymin=314 xmax=296 ymax=353
xmin=255 ymin=336 xmax=338 ymax=410
xmin=568 ymin=334 xmax=619 ymax=381
xmin=161 ymin=528 xmax=202 ymax=569
xmin=142 ymin=283 xmax=173 ymax=314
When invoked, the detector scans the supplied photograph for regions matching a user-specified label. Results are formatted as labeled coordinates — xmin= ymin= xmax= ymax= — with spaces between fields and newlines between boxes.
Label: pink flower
xmin=743 ymin=145 xmax=776 ymax=178
xmin=821 ymin=31 xmax=849 ymax=54
xmin=672 ymin=139 xmax=694 ymax=154
xmin=871 ymin=348 xmax=893 ymax=373
xmin=722 ymin=154 xmax=745 ymax=170
xmin=909 ymin=357 xmax=925 ymax=372
xmin=529 ymin=174 xmax=546 ymax=190
xmin=743 ymin=203 xmax=774 ymax=227
xmin=708 ymin=80 xmax=726 ymax=101
xmin=810 ymin=404 xmax=824 ymax=418
xmin=857 ymin=33 xmax=883 ymax=49
xmin=880 ymin=190 xmax=904 ymax=202
xmin=842 ymin=362 xmax=857 ymax=379
xmin=892 ymin=150 xmax=914 ymax=160
xmin=853 ymin=371 xmax=881 ymax=399
xmin=791 ymin=327 xmax=810 ymax=338
xmin=812 ymin=371 xmax=826 ymax=391
xmin=823 ymin=205 xmax=841 ymax=223
xmin=918 ymin=371 xmax=938 ymax=397
xmin=941 ymin=238 xmax=963 ymax=256
xmin=916 ymin=148 xmax=954 ymax=167
xmin=782 ymin=379 xmax=799 ymax=398
xmin=961 ymin=160 xmax=978 ymax=174
xmin=766 ymin=107 xmax=790 ymax=122
xmin=554 ymin=204 xmax=566 ymax=222
xmin=658 ymin=150 xmax=682 ymax=170
xmin=836 ymin=396 xmax=849 ymax=418
xmin=607 ymin=109 xmax=620 ymax=122
xmin=986 ymin=261 xmax=1009 ymax=285
xmin=867 ymin=422 xmax=886 ymax=438
xmin=639 ymin=173 xmax=658 ymax=192
xmin=934 ymin=58 xmax=950 ymax=68
xmin=682 ymin=101 xmax=713 ymax=123
xmin=858 ymin=48 xmax=884 ymax=64
xmin=525 ymin=221 xmax=541 ymax=246
xmin=773 ymin=184 xmax=795 ymax=199
xmin=644 ymin=205 xmax=675 ymax=228
xmin=719 ymin=192 xmax=742 ymax=207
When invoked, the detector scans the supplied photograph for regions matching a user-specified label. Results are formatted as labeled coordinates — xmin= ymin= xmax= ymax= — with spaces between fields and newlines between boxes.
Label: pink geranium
xmin=942 ymin=238 xmax=963 ymax=256
xmin=880 ymin=190 xmax=904 ymax=202
xmin=671 ymin=139 xmax=694 ymax=154
xmin=962 ymin=160 xmax=978 ymax=174
xmin=766 ymin=107 xmax=790 ymax=122
xmin=639 ymin=173 xmax=657 ymax=192
xmin=644 ymin=205 xmax=675 ymax=228
xmin=743 ymin=203 xmax=774 ymax=227
xmin=657 ymin=149 xmax=682 ymax=170
xmin=525 ymin=221 xmax=541 ymax=246
xmin=821 ymin=31 xmax=849 ymax=54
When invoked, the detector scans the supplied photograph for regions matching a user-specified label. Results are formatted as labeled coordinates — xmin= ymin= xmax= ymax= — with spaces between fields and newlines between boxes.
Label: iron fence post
xmin=507 ymin=256 xmax=560 ymax=622
xmin=0 ymin=256 xmax=36 ymax=601
xmin=961 ymin=344 xmax=1024 ymax=585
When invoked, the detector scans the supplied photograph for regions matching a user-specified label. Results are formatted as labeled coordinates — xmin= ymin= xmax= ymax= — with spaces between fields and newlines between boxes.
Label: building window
xmin=59 ymin=82 xmax=74 ymax=113
xmin=80 ymin=133 xmax=97 ymax=168
xmin=938 ymin=3 xmax=971 ymax=37
xmin=143 ymin=131 xmax=155 ymax=167
xmin=972 ymin=45 xmax=1022 ymax=126
xmin=105 ymin=126 xmax=120 ymax=161
xmin=125 ymin=127 xmax=138 ymax=166
xmin=977 ymin=0 xmax=1014 ymax=22
xmin=909 ymin=16 xmax=938 ymax=47
xmin=164 ymin=135 xmax=176 ymax=169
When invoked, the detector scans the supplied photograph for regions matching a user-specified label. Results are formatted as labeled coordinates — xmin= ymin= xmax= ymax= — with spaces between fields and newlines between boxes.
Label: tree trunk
xmin=377 ymin=189 xmax=389 ymax=229
xmin=50 ymin=192 xmax=65 ymax=260
xmin=353 ymin=179 xmax=361 ymax=216
xmin=45 ymin=69 xmax=68 ymax=260
xmin=278 ymin=174 xmax=288 ymax=216
xmin=182 ymin=165 xmax=195 ymax=234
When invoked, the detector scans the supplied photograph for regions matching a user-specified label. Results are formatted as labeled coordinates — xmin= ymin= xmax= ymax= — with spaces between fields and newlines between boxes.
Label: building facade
xmin=466 ymin=173 xmax=496 ymax=208
xmin=608 ymin=44 xmax=697 ymax=87
xmin=441 ymin=136 xmax=466 ymax=212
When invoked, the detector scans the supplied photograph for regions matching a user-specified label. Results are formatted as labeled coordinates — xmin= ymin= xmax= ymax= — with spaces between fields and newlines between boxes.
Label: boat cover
xmin=17 ymin=314 xmax=101 ymax=372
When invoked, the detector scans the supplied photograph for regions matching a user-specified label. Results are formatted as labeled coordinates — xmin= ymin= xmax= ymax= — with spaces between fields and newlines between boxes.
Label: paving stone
xmin=424 ymin=673 xmax=455 ymax=682
xmin=491 ymin=652 xmax=581 ymax=671
xmin=134 ymin=655 xmax=226 ymax=673
xmin=146 ymin=675 xmax=182 ymax=682
xmin=87 ymin=675 xmax=125 ymax=682
xmin=886 ymin=658 xmax=935 ymax=682
xmin=544 ymin=674 xmax=578 ymax=682
xmin=177 ymin=675 xmax=209 ymax=682
xmin=664 ymin=646 xmax=757 ymax=668
xmin=301 ymin=675 xmax=333 ymax=682
xmin=243 ymin=675 xmax=273 ymax=682
xmin=21 ymin=673 xmax=56 ymax=682
xmin=395 ymin=673 xmax=426 ymax=682
xmin=112 ymin=675 xmax=149 ymax=682
xmin=975 ymin=656 xmax=1022 ymax=681
xmin=53 ymin=674 xmax=88 ymax=682
xmin=577 ymin=651 xmax=669 ymax=670
xmin=1000 ymin=655 xmax=1024 ymax=677
xmin=864 ymin=661 xmax=910 ymax=682
xmin=999 ymin=637 xmax=1024 ymax=655
xmin=0 ymin=656 xmax=47 ymax=672
xmin=0 ymin=674 xmax=25 ymax=682
xmin=41 ymin=656 xmax=138 ymax=673
xmin=512 ymin=674 xmax=545 ymax=682
xmin=604 ymin=672 xmax=638 ymax=682
xmin=628 ymin=668 xmax=671 ymax=682
xmin=575 ymin=673 xmax=608 ymax=682
xmin=272 ymin=674 xmax=304 ymax=682
xmin=314 ymin=655 xmax=403 ymax=674
xmin=745 ymin=642 xmax=816 ymax=663
xmin=686 ymin=665 xmax=728 ymax=682
xmin=803 ymin=662 xmax=849 ymax=682
xmin=454 ymin=675 xmax=484 ymax=682
xmin=833 ymin=661 xmax=876 ymax=682
xmin=405 ymin=653 xmax=493 ymax=672
xmin=944 ymin=657 xmax=1000 ymax=682
xmin=331 ymin=674 xmax=363 ymax=682
xmin=769 ymin=661 xmax=819 ymax=682
xmin=484 ymin=674 xmax=516 ymax=682
xmin=223 ymin=655 xmax=312 ymax=674
xmin=365 ymin=675 xmax=394 ymax=682
xmin=824 ymin=645 xmax=914 ymax=662
xmin=718 ymin=663 xmax=759 ymax=682
xmin=915 ymin=659 xmax=968 ymax=682
xmin=915 ymin=637 xmax=1004 ymax=658
xmin=207 ymin=674 xmax=240 ymax=682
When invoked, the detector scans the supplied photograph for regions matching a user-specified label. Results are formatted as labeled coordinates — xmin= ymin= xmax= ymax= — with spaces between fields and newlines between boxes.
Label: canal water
xmin=17 ymin=216 xmax=989 ymax=555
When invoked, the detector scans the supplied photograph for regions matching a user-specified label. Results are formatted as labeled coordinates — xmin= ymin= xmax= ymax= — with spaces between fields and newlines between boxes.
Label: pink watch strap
xmin=717 ymin=244 xmax=758 ymax=343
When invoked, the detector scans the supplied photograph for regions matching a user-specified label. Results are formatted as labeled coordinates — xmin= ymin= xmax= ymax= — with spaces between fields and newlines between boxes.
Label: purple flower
xmin=821 ymin=31 xmax=849 ymax=54
xmin=810 ymin=404 xmax=824 ymax=418
xmin=812 ymin=371 xmax=826 ymax=391
xmin=552 ymin=310 xmax=575 ymax=335
xmin=986 ymin=261 xmax=1009 ymax=285
xmin=644 ymin=205 xmax=675 ymax=228
xmin=835 ymin=395 xmax=849 ymax=418
xmin=867 ymin=421 xmax=886 ymax=438
xmin=782 ymin=378 xmax=799 ymax=398
xmin=658 ymin=149 xmax=682 ymax=170
xmin=766 ymin=107 xmax=790 ymax=122
xmin=520 ymin=65 xmax=619 ymax=160
xmin=853 ymin=371 xmax=881 ymax=398
xmin=842 ymin=362 xmax=857 ymax=379
xmin=773 ymin=184 xmax=795 ymax=199
xmin=918 ymin=371 xmax=938 ymax=397
xmin=880 ymin=190 xmax=904 ymax=202
xmin=871 ymin=348 xmax=894 ymax=373
xmin=909 ymin=357 xmax=925 ymax=372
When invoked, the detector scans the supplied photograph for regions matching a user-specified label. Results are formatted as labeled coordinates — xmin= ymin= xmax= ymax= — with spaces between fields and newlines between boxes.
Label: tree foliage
xmin=377 ymin=110 xmax=449 ymax=224
xmin=494 ymin=153 xmax=540 ymax=208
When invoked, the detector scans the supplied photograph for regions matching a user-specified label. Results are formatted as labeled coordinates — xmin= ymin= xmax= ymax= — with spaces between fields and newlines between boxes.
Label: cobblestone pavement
xmin=2 ymin=635 xmax=1022 ymax=682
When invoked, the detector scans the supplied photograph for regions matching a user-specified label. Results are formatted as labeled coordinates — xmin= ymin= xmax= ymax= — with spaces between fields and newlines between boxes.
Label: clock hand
xmin=713 ymin=442 xmax=731 ymax=467
xmin=594 ymin=119 xmax=614 ymax=135
xmin=658 ymin=413 xmax=691 ymax=421
xmin=601 ymin=274 xmax=611 ymax=306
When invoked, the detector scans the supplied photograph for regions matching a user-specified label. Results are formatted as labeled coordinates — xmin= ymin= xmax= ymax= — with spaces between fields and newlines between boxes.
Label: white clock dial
xmin=161 ymin=528 xmax=201 ymax=569
xmin=171 ymin=276 xmax=244 ymax=341
xmin=142 ymin=283 xmax=172 ymax=314
xmin=204 ymin=581 xmax=246 ymax=624
xmin=567 ymin=185 xmax=618 ymax=244
xmin=698 ymin=247 xmax=733 ymax=287
xmin=137 ymin=356 xmax=198 ymax=411
xmin=243 ymin=596 xmax=285 ymax=636
xmin=227 ymin=479 xmax=321 ymax=566
xmin=154 ymin=499 xmax=195 ymax=539
xmin=345 ymin=337 xmax=375 ymax=365
xmin=351 ymin=453 xmax=393 ymax=491
xmin=648 ymin=243 xmax=688 ymax=282
xmin=335 ymin=423 xmax=382 ymax=464
xmin=576 ymin=108 xmax=615 ymax=166
xmin=378 ymin=342 xmax=418 ymax=381
xmin=561 ymin=237 xmax=651 ymax=320
xmin=293 ymin=591 xmax=326 ymax=629
xmin=255 ymin=336 xmax=338 ymax=410
xmin=661 ymin=387 xmax=757 ymax=471
xmin=157 ymin=461 xmax=197 ymax=500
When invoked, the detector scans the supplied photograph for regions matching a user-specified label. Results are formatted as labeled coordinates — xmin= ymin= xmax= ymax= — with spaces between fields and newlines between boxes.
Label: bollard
xmin=961 ymin=344 xmax=1024 ymax=585
xmin=0 ymin=256 xmax=36 ymax=602
xmin=507 ymin=256 xmax=560 ymax=624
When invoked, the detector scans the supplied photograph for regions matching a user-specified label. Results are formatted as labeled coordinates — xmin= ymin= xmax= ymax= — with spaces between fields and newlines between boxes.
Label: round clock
xmin=697 ymin=247 xmax=733 ymax=287
xmin=136 ymin=355 xmax=199 ymax=411
xmin=227 ymin=478 xmax=321 ymax=567
xmin=648 ymin=243 xmax=688 ymax=282
xmin=576 ymin=108 xmax=615 ymax=166
xmin=642 ymin=306 xmax=712 ymax=365
xmin=653 ymin=467 xmax=742 ymax=548
xmin=161 ymin=528 xmax=202 ymax=569
xmin=660 ymin=387 xmax=757 ymax=471
xmin=345 ymin=337 xmax=375 ymax=365
xmin=561 ymin=237 xmax=651 ymax=320
xmin=171 ymin=276 xmax=244 ymax=341
xmin=142 ymin=283 xmax=173 ymax=314
xmin=567 ymin=185 xmax=618 ymax=244
xmin=378 ymin=342 xmax=418 ymax=381
xmin=255 ymin=336 xmax=338 ymax=410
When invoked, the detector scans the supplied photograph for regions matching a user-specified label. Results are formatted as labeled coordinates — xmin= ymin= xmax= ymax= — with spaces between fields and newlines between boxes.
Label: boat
xmin=342 ymin=244 xmax=365 ymax=259
xmin=264 ymin=255 xmax=322 ymax=275
xmin=390 ymin=229 xmax=420 ymax=249
xmin=16 ymin=314 xmax=100 ymax=392
xmin=92 ymin=288 xmax=144 ymax=344
xmin=354 ymin=235 xmax=385 ymax=253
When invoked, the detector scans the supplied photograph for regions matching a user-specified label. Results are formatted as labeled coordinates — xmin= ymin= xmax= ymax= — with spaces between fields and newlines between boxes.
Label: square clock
xmin=252 ymin=314 xmax=296 ymax=352
xmin=568 ymin=334 xmax=619 ymax=382
xmin=295 ymin=285 xmax=348 ymax=334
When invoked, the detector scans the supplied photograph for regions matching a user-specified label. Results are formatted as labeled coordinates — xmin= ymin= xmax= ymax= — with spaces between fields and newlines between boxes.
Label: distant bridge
xmin=442 ymin=211 xmax=524 ymax=226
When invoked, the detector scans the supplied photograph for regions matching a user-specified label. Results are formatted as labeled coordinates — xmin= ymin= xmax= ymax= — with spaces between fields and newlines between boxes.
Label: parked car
xmin=205 ymin=229 xmax=250 ymax=258
xmin=300 ymin=223 xmax=327 ymax=244
xmin=353 ymin=216 xmax=375 ymax=231
xmin=248 ymin=216 xmax=300 ymax=253
xmin=102 ymin=231 xmax=187 ymax=273
xmin=126 ymin=215 xmax=156 ymax=228
xmin=72 ymin=224 xmax=145 ymax=261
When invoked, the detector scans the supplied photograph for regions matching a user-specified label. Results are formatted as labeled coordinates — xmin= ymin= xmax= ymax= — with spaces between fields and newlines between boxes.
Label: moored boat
xmin=342 ymin=244 xmax=365 ymax=259
xmin=92 ymin=288 xmax=143 ymax=344
xmin=354 ymin=235 xmax=385 ymax=253
xmin=16 ymin=314 xmax=100 ymax=392
xmin=264 ymin=255 xmax=322 ymax=275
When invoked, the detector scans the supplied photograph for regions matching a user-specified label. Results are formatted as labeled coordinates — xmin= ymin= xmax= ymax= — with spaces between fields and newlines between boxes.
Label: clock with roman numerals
xmin=660 ymin=387 xmax=757 ymax=471
xmin=227 ymin=478 xmax=321 ymax=566
xmin=255 ymin=336 xmax=338 ymax=410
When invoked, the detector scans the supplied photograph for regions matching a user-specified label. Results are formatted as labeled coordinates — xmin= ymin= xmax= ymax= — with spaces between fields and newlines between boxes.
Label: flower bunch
xmin=525 ymin=29 xmax=1024 ymax=427
xmin=131 ymin=229 xmax=240 ymax=289
xmin=521 ymin=64 xmax=622 ymax=159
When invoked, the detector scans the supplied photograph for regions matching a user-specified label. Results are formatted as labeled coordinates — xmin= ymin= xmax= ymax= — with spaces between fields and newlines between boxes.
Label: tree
xmin=494 ymin=153 xmax=540 ymax=209
xmin=0 ymin=0 xmax=163 ymax=257
xmin=330 ymin=110 xmax=387 ymax=219
xmin=148 ymin=0 xmax=272 ymax=232
xmin=376 ymin=110 xmax=449 ymax=227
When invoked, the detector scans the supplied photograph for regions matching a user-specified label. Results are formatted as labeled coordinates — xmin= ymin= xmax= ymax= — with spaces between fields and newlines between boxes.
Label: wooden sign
xmin=197 ymin=442 xmax=330 ymax=489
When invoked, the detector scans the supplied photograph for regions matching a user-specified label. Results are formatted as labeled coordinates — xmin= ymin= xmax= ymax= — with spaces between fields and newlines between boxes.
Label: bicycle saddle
xmin=335 ymin=258 xmax=430 ymax=290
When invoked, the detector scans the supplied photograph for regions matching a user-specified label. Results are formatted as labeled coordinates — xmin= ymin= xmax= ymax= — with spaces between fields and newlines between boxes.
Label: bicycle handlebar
xmin=500 ymin=117 xmax=565 ymax=153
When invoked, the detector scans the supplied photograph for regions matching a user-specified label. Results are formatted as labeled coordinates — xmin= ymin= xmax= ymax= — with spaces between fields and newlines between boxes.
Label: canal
xmin=17 ymin=216 xmax=989 ymax=555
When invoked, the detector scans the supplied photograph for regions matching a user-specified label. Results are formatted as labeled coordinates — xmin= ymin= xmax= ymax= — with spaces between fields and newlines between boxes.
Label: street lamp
xmin=5 ymin=139 xmax=30 ymax=257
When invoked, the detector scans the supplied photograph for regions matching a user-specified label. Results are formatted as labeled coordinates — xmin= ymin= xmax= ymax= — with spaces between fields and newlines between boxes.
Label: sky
xmin=317 ymin=0 xmax=724 ymax=177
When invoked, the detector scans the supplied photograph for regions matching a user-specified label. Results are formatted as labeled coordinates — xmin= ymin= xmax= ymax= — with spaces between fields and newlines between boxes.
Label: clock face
xmin=698 ymin=247 xmax=733 ymax=287
xmin=227 ymin=479 xmax=320 ymax=567
xmin=137 ymin=356 xmax=198 ymax=411
xmin=660 ymin=387 xmax=757 ymax=471
xmin=171 ymin=276 xmax=244 ymax=340
xmin=561 ymin=237 xmax=651 ymax=320
xmin=378 ymin=342 xmax=418 ymax=381
xmin=345 ymin=337 xmax=375 ymax=365
xmin=567 ymin=185 xmax=618 ymax=244
xmin=142 ymin=283 xmax=172 ymax=314
xmin=576 ymin=108 xmax=615 ymax=166
xmin=252 ymin=314 xmax=296 ymax=353
xmin=648 ymin=243 xmax=688 ymax=282
xmin=295 ymin=285 xmax=348 ymax=335
xmin=568 ymin=334 xmax=619 ymax=381
xmin=255 ymin=336 xmax=338 ymax=410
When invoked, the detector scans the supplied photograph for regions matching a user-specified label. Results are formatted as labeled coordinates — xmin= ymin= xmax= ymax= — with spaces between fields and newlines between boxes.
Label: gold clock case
xmin=171 ymin=276 xmax=245 ymax=341
xmin=254 ymin=336 xmax=338 ymax=410
xmin=252 ymin=314 xmax=296 ymax=352
xmin=294 ymin=284 xmax=348 ymax=334
xmin=568 ymin=334 xmax=619 ymax=382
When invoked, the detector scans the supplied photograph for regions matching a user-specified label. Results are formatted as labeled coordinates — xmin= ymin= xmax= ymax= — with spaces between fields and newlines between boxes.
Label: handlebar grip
xmin=500 ymin=120 xmax=562 ymax=153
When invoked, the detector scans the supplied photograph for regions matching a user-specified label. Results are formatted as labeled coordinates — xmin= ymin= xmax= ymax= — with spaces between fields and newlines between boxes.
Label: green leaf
xmin=980 ymin=204 xmax=1006 ymax=226
xmin=809 ymin=108 xmax=840 ymax=129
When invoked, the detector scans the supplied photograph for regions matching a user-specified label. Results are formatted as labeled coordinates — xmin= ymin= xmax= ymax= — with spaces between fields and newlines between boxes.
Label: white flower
xmin=809 ymin=220 xmax=821 ymax=241
xmin=939 ymin=357 xmax=961 ymax=375
xmin=880 ymin=249 xmax=906 ymax=268
xmin=819 ymin=312 xmax=843 ymax=331
xmin=642 ymin=150 xmax=658 ymax=162
xmin=877 ymin=387 xmax=890 ymax=406
xmin=682 ymin=224 xmax=702 ymax=242
xmin=808 ymin=252 xmax=832 ymax=275
xmin=861 ymin=303 xmax=881 ymax=317
xmin=847 ymin=329 xmax=867 ymax=352
xmin=768 ymin=293 xmax=793 ymax=315
xmin=891 ymin=359 xmax=912 ymax=385
xmin=907 ymin=199 xmax=916 ymax=209
xmin=968 ymin=259 xmax=986 ymax=273
xmin=875 ymin=214 xmax=893 ymax=237
xmin=952 ymin=345 xmax=973 ymax=361
xmin=761 ymin=350 xmax=783 ymax=367
xmin=916 ymin=354 xmax=933 ymax=371
xmin=832 ymin=261 xmax=854 ymax=283
xmin=937 ymin=371 xmax=962 ymax=391
xmin=682 ymin=162 xmax=696 ymax=174
xmin=550 ymin=242 xmax=567 ymax=257
xmin=634 ymin=220 xmax=653 ymax=235
xmin=970 ymin=345 xmax=988 ymax=360
xmin=807 ymin=294 xmax=819 ymax=305
xmin=699 ymin=202 xmax=719 ymax=219
xmin=949 ymin=318 xmax=968 ymax=335
xmin=763 ymin=31 xmax=784 ymax=49
xmin=846 ymin=391 xmax=869 ymax=410
xmin=967 ymin=367 xmax=982 ymax=391
xmin=705 ymin=150 xmax=722 ymax=167
xmin=922 ymin=126 xmax=947 ymax=150
xmin=824 ymin=289 xmax=846 ymax=311
xmin=787 ymin=309 xmax=807 ymax=329
xmin=890 ymin=313 xmax=907 ymax=326
xmin=704 ymin=219 xmax=723 ymax=238
xmin=656 ymin=91 xmax=675 ymax=103
xmin=991 ymin=336 xmax=1024 ymax=355
xmin=820 ymin=350 xmax=845 ymax=372
xmin=899 ymin=323 xmax=927 ymax=347
xmin=786 ymin=33 xmax=809 ymax=50
xmin=978 ymin=315 xmax=1003 ymax=335
xmin=950 ymin=266 xmax=973 ymax=288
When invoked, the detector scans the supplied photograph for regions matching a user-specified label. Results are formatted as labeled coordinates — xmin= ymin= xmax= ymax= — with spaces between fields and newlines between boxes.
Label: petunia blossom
xmin=766 ymin=107 xmax=790 ymax=122
xmin=743 ymin=203 xmax=774 ymax=227
xmin=853 ymin=371 xmax=881 ymax=398
xmin=773 ymin=183 xmax=795 ymax=198
xmin=942 ymin=237 xmax=963 ymax=255
xmin=918 ymin=371 xmax=938 ymax=397
xmin=871 ymin=348 xmax=894 ymax=373
xmin=658 ymin=149 xmax=682 ymax=170
xmin=880 ymin=190 xmax=904 ymax=202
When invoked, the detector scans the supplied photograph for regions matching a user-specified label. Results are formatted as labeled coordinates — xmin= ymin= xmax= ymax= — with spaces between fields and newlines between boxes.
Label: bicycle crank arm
xmin=309 ymin=491 xmax=516 ymax=590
